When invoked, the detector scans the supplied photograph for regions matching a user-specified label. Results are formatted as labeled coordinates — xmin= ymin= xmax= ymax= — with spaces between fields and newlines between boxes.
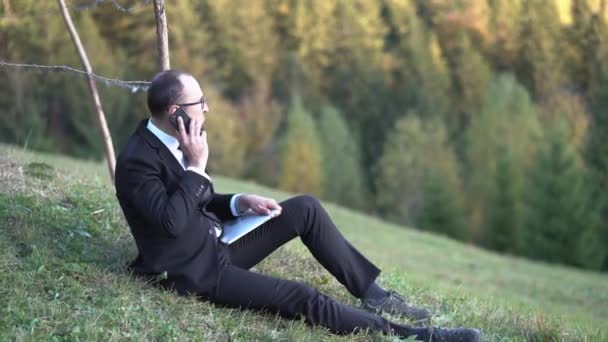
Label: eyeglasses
xmin=176 ymin=96 xmax=206 ymax=109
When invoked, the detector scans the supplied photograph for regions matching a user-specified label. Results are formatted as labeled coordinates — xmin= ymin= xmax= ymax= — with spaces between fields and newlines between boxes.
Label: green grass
xmin=1 ymin=144 xmax=607 ymax=341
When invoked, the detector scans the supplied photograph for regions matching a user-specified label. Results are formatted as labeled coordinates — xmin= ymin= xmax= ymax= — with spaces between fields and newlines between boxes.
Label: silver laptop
xmin=219 ymin=209 xmax=281 ymax=244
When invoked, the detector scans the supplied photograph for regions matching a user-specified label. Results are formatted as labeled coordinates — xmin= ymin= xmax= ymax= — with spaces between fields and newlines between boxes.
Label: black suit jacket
xmin=115 ymin=119 xmax=235 ymax=296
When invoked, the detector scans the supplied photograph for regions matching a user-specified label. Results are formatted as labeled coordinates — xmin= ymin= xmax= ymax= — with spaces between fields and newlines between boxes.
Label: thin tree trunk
xmin=153 ymin=0 xmax=170 ymax=70
xmin=57 ymin=0 xmax=116 ymax=180
xmin=2 ymin=0 xmax=13 ymax=18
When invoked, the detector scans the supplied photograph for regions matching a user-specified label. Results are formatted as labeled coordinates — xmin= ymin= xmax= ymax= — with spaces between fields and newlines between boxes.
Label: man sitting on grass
xmin=114 ymin=69 xmax=481 ymax=341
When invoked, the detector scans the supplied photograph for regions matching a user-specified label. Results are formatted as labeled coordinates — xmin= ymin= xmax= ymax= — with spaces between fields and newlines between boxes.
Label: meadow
xmin=1 ymin=145 xmax=606 ymax=341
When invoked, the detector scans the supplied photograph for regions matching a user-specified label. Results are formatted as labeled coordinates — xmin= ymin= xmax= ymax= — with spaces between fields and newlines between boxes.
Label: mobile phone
xmin=169 ymin=107 xmax=191 ymax=134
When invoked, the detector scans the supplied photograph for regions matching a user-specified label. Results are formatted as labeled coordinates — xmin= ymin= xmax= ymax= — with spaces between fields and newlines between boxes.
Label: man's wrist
xmin=188 ymin=160 xmax=207 ymax=170
xmin=230 ymin=194 xmax=243 ymax=216
xmin=237 ymin=194 xmax=250 ymax=214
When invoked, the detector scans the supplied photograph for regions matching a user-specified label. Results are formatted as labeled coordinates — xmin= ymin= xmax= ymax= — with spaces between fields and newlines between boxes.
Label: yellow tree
xmin=200 ymin=0 xmax=279 ymax=97
xmin=203 ymin=85 xmax=246 ymax=178
xmin=516 ymin=0 xmax=563 ymax=101
xmin=278 ymin=97 xmax=323 ymax=196
xmin=291 ymin=0 xmax=338 ymax=97
xmin=384 ymin=0 xmax=451 ymax=117
xmin=486 ymin=0 xmax=521 ymax=69
xmin=165 ymin=0 xmax=211 ymax=78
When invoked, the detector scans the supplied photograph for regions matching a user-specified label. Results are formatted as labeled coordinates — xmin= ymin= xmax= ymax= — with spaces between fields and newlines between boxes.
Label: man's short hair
xmin=147 ymin=69 xmax=190 ymax=117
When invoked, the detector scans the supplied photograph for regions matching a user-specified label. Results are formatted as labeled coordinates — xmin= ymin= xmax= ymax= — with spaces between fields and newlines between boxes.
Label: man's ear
xmin=167 ymin=105 xmax=179 ymax=116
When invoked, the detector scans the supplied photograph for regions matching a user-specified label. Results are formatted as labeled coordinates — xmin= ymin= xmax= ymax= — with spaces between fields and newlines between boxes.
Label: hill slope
xmin=1 ymin=145 xmax=606 ymax=341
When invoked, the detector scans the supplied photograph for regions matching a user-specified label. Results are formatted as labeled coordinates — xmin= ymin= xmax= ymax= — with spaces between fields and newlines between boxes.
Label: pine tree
xmin=440 ymin=32 xmax=492 ymax=140
xmin=0 ymin=2 xmax=129 ymax=158
xmin=90 ymin=1 xmax=157 ymax=77
xmin=199 ymin=0 xmax=279 ymax=98
xmin=416 ymin=171 xmax=467 ymax=241
xmin=278 ymin=0 xmax=338 ymax=102
xmin=465 ymin=73 xmax=541 ymax=239
xmin=165 ymin=0 xmax=211 ymax=78
xmin=515 ymin=0 xmax=563 ymax=100
xmin=585 ymin=74 xmax=608 ymax=270
xmin=375 ymin=115 xmax=464 ymax=228
xmin=383 ymin=0 xmax=451 ymax=118
xmin=278 ymin=97 xmax=323 ymax=196
xmin=482 ymin=145 xmax=520 ymax=253
xmin=568 ymin=0 xmax=608 ymax=96
xmin=320 ymin=0 xmax=392 ymax=186
xmin=317 ymin=105 xmax=366 ymax=210
xmin=523 ymin=121 xmax=600 ymax=268
xmin=486 ymin=0 xmax=520 ymax=70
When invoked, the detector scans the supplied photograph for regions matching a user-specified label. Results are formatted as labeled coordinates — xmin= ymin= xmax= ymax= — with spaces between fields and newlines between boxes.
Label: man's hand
xmin=238 ymin=194 xmax=282 ymax=216
xmin=176 ymin=116 xmax=209 ymax=169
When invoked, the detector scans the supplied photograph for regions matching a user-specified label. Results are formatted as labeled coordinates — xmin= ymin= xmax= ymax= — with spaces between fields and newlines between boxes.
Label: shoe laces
xmin=388 ymin=290 xmax=408 ymax=304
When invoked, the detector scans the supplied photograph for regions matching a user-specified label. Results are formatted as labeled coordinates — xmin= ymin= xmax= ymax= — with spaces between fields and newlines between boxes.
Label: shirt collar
xmin=147 ymin=118 xmax=179 ymax=152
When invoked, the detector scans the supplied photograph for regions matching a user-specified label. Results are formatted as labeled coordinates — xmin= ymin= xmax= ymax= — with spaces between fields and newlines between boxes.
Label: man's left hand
xmin=238 ymin=194 xmax=282 ymax=216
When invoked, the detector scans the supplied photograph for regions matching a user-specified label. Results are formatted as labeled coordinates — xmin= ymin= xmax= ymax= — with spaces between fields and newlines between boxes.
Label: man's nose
xmin=203 ymin=102 xmax=209 ymax=113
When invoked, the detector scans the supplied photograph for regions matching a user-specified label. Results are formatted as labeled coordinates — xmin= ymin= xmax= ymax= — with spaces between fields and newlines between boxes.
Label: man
xmin=114 ymin=70 xmax=481 ymax=341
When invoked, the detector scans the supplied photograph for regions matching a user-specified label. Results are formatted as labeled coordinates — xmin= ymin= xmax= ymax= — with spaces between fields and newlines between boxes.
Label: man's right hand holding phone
xmin=176 ymin=116 xmax=209 ymax=171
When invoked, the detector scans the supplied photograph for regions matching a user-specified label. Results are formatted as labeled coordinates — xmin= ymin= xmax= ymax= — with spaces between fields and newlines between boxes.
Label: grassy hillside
xmin=1 ymin=144 xmax=607 ymax=341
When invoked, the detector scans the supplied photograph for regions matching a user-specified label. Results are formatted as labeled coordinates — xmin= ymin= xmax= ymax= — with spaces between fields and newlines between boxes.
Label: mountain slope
xmin=1 ymin=145 xmax=606 ymax=341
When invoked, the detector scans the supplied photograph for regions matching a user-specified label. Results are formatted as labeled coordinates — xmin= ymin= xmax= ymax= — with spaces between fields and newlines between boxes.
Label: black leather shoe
xmin=409 ymin=327 xmax=482 ymax=342
xmin=362 ymin=290 xmax=432 ymax=322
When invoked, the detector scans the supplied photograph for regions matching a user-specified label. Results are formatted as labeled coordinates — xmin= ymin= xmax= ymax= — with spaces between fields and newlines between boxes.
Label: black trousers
xmin=208 ymin=195 xmax=403 ymax=335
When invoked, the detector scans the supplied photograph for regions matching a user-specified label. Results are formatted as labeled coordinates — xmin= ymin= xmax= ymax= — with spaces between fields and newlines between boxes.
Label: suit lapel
xmin=136 ymin=119 xmax=185 ymax=177
xmin=158 ymin=146 xmax=186 ymax=177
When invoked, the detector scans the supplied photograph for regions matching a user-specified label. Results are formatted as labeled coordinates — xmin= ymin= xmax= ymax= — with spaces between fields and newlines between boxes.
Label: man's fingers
xmin=267 ymin=199 xmax=281 ymax=210
xmin=189 ymin=117 xmax=196 ymax=137
xmin=263 ymin=199 xmax=282 ymax=215
xmin=246 ymin=196 xmax=282 ymax=216
xmin=268 ymin=200 xmax=282 ymax=216
xmin=256 ymin=203 xmax=271 ymax=215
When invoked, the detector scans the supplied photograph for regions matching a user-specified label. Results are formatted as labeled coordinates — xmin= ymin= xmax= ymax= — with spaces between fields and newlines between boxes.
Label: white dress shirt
xmin=147 ymin=119 xmax=242 ymax=237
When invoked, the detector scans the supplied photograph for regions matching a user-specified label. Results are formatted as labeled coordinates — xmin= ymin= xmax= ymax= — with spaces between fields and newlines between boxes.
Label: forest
xmin=1 ymin=0 xmax=607 ymax=271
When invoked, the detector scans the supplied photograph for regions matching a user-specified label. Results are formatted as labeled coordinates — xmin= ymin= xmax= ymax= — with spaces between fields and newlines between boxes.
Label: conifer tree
xmin=320 ymin=0 xmax=391 ymax=183
xmin=89 ymin=1 xmax=157 ymax=78
xmin=199 ymin=0 xmax=278 ymax=98
xmin=317 ymin=105 xmax=366 ymax=209
xmin=441 ymin=32 xmax=492 ymax=140
xmin=278 ymin=97 xmax=323 ymax=196
xmin=383 ymin=0 xmax=451 ymax=118
xmin=523 ymin=121 xmax=599 ymax=268
xmin=568 ymin=0 xmax=608 ymax=96
xmin=0 ymin=3 xmax=128 ymax=158
xmin=165 ymin=0 xmax=211 ymax=78
xmin=585 ymin=74 xmax=608 ymax=270
xmin=416 ymin=171 xmax=467 ymax=241
xmin=376 ymin=115 xmax=464 ymax=228
xmin=515 ymin=0 xmax=563 ymax=100
xmin=482 ymin=145 xmax=520 ymax=253
xmin=487 ymin=0 xmax=520 ymax=70
xmin=465 ymin=73 xmax=541 ymax=238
